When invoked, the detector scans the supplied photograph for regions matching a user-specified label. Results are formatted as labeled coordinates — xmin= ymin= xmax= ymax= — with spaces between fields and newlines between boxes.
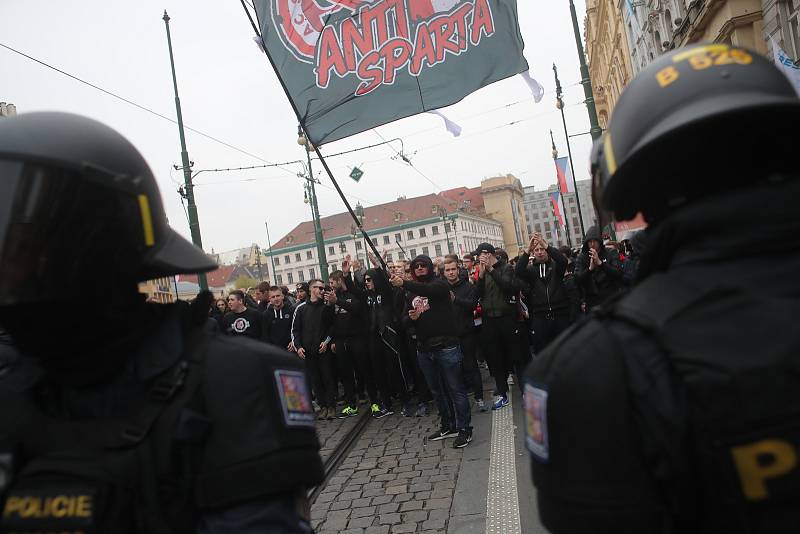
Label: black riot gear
xmin=0 ymin=112 xmax=216 ymax=306
xmin=525 ymin=43 xmax=800 ymax=534
xmin=591 ymin=43 xmax=800 ymax=223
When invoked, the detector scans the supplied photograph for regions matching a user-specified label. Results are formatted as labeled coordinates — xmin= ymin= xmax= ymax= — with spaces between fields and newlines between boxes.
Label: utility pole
xmin=298 ymin=128 xmax=329 ymax=282
xmin=255 ymin=246 xmax=263 ymax=282
xmin=554 ymin=64 xmax=587 ymax=239
xmin=265 ymin=221 xmax=277 ymax=284
xmin=568 ymin=0 xmax=603 ymax=141
xmin=550 ymin=130 xmax=573 ymax=248
xmin=163 ymin=10 xmax=207 ymax=290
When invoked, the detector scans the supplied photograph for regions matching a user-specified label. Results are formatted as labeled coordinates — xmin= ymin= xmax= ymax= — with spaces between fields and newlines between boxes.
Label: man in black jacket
xmin=327 ymin=270 xmax=373 ymax=418
xmin=443 ymin=256 xmax=486 ymax=412
xmin=291 ymin=279 xmax=336 ymax=420
xmin=223 ymin=290 xmax=264 ymax=340
xmin=391 ymin=255 xmax=472 ymax=447
xmin=475 ymin=244 xmax=527 ymax=410
xmin=574 ymin=225 xmax=625 ymax=309
xmin=343 ymin=261 xmax=406 ymax=419
xmin=263 ymin=285 xmax=295 ymax=351
xmin=516 ymin=233 xmax=573 ymax=354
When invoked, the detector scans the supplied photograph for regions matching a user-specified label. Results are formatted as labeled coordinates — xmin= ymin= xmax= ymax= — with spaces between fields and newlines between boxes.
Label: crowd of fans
xmin=207 ymin=225 xmax=643 ymax=448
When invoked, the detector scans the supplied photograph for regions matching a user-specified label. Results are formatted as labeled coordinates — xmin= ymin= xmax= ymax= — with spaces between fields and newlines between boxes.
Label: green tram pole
xmin=163 ymin=10 xmax=208 ymax=290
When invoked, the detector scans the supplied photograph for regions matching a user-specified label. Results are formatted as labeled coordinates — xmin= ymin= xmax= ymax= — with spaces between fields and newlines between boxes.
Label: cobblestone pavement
xmin=315 ymin=407 xmax=364 ymax=463
xmin=311 ymin=410 xmax=473 ymax=534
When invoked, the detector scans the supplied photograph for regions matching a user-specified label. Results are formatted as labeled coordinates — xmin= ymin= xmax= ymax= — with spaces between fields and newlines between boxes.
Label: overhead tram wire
xmin=372 ymin=129 xmax=444 ymax=192
xmin=0 ymin=41 xmax=297 ymax=179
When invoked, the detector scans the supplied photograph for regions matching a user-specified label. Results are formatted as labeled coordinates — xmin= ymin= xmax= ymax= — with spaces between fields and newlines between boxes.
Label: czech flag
xmin=555 ymin=156 xmax=574 ymax=194
xmin=550 ymin=191 xmax=565 ymax=228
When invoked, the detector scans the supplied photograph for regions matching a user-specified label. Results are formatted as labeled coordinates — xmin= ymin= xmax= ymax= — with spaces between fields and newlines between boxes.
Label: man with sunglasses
xmin=391 ymin=256 xmax=472 ymax=448
xmin=291 ymin=279 xmax=336 ymax=420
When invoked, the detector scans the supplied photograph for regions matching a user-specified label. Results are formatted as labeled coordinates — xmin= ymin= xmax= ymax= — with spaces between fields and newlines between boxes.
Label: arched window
xmin=665 ymin=9 xmax=673 ymax=31
xmin=655 ymin=30 xmax=662 ymax=52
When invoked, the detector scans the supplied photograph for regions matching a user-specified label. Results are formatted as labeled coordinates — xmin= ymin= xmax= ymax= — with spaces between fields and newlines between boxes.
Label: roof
xmin=440 ymin=186 xmax=485 ymax=212
xmin=176 ymin=264 xmax=255 ymax=287
xmin=271 ymin=192 xmax=490 ymax=250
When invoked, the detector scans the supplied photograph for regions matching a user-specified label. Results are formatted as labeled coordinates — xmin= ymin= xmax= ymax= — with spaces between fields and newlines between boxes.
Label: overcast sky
xmin=2 ymin=0 xmax=595 ymax=254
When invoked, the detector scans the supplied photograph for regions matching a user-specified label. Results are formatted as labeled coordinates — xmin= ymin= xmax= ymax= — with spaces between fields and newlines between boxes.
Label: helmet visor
xmin=0 ymin=160 xmax=152 ymax=305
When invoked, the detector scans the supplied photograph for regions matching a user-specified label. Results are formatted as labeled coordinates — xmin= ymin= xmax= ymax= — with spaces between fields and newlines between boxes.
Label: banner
xmin=254 ymin=0 xmax=528 ymax=145
xmin=771 ymin=37 xmax=800 ymax=96
xmin=549 ymin=191 xmax=565 ymax=228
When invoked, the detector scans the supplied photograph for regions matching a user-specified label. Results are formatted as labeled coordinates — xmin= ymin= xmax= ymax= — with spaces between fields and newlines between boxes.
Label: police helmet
xmin=592 ymin=43 xmax=800 ymax=223
xmin=0 ymin=112 xmax=217 ymax=305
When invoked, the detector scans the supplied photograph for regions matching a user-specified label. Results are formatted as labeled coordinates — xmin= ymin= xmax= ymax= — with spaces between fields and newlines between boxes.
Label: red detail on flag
xmin=550 ymin=192 xmax=564 ymax=227
xmin=554 ymin=156 xmax=574 ymax=194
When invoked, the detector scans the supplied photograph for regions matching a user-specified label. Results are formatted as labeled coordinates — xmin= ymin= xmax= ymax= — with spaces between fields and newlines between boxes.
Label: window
xmin=398 ymin=251 xmax=405 ymax=260
xmin=308 ymin=268 xmax=315 ymax=279
xmin=395 ymin=233 xmax=402 ymax=242
xmin=298 ymin=271 xmax=305 ymax=282
xmin=383 ymin=235 xmax=390 ymax=245
xmin=287 ymin=272 xmax=294 ymax=284
xmin=789 ymin=0 xmax=800 ymax=58
xmin=535 ymin=223 xmax=542 ymax=232
xmin=432 ymin=225 xmax=439 ymax=235
xmin=533 ymin=212 xmax=539 ymax=220
xmin=306 ymin=251 xmax=312 ymax=260
xmin=422 ymin=246 xmax=429 ymax=256
xmin=330 ymin=264 xmax=337 ymax=272
xmin=571 ymin=206 xmax=577 ymax=214
xmin=409 ymin=248 xmax=417 ymax=258
xmin=544 ymin=222 xmax=551 ymax=231
xmin=573 ymin=217 xmax=580 ymax=228
xmin=386 ymin=253 xmax=393 ymax=262
xmin=284 ymin=255 xmax=290 ymax=264
xmin=434 ymin=244 xmax=442 ymax=256
xmin=419 ymin=228 xmax=427 ymax=238
xmin=339 ymin=242 xmax=347 ymax=253
xmin=356 ymin=241 xmax=363 ymax=250
xmin=407 ymin=230 xmax=414 ymax=240
xmin=274 ymin=256 xmax=280 ymax=265
xmin=328 ymin=246 xmax=335 ymax=255
xmin=295 ymin=253 xmax=301 ymax=262
xmin=276 ymin=274 xmax=283 ymax=285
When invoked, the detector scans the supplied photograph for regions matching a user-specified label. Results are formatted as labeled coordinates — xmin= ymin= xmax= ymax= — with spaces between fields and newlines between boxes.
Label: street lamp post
xmin=433 ymin=205 xmax=452 ymax=253
xmin=568 ymin=0 xmax=603 ymax=140
xmin=553 ymin=64 xmax=587 ymax=239
xmin=297 ymin=129 xmax=329 ymax=282
xmin=163 ymin=10 xmax=207 ymax=291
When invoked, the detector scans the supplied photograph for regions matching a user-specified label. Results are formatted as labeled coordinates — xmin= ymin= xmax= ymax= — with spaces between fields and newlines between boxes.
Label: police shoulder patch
xmin=274 ymin=369 xmax=315 ymax=427
xmin=524 ymin=383 xmax=549 ymax=462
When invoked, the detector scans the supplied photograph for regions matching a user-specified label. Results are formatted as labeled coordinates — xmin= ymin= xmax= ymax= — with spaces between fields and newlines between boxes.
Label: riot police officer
xmin=524 ymin=43 xmax=800 ymax=533
xmin=0 ymin=113 xmax=324 ymax=532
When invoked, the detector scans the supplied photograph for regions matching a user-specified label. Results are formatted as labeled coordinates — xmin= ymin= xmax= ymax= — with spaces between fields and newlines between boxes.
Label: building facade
xmin=763 ymin=0 xmax=800 ymax=60
xmin=523 ymin=180 xmax=598 ymax=249
xmin=268 ymin=193 xmax=504 ymax=287
xmin=623 ymin=0 xmax=767 ymax=77
xmin=138 ymin=276 xmax=178 ymax=303
xmin=586 ymin=0 xmax=636 ymax=125
xmin=479 ymin=174 xmax=529 ymax=253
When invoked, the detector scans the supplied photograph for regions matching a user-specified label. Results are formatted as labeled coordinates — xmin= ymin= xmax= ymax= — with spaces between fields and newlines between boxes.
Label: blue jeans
xmin=417 ymin=345 xmax=471 ymax=431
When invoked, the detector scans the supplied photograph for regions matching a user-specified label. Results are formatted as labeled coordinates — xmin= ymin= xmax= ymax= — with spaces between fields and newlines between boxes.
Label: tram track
xmin=308 ymin=410 xmax=372 ymax=504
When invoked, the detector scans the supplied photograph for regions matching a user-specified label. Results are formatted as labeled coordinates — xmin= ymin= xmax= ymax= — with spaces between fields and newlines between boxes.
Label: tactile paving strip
xmin=485 ymin=394 xmax=522 ymax=534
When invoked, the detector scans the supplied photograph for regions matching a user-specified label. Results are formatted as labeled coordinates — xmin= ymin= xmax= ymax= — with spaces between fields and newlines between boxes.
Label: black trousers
xmin=338 ymin=336 xmax=378 ymax=406
xmin=480 ymin=315 xmax=528 ymax=396
xmin=369 ymin=334 xmax=410 ymax=406
xmin=531 ymin=311 xmax=573 ymax=354
xmin=305 ymin=351 xmax=336 ymax=409
xmin=405 ymin=335 xmax=432 ymax=403
xmin=460 ymin=331 xmax=484 ymax=400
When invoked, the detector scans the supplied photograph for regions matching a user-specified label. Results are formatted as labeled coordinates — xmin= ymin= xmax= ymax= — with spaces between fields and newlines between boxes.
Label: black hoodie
xmin=574 ymin=225 xmax=625 ymax=307
xmin=402 ymin=255 xmax=459 ymax=350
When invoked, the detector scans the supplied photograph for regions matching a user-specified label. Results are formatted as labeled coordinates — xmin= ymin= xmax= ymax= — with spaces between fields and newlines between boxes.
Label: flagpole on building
xmin=553 ymin=64 xmax=586 ymax=238
xmin=239 ymin=0 xmax=387 ymax=270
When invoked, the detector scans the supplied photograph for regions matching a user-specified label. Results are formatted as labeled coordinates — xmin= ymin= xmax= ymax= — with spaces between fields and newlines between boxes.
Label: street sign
xmin=349 ymin=167 xmax=364 ymax=182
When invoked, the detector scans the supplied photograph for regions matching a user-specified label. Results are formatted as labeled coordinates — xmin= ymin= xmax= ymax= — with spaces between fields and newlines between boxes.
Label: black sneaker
xmin=453 ymin=429 xmax=473 ymax=448
xmin=428 ymin=428 xmax=458 ymax=441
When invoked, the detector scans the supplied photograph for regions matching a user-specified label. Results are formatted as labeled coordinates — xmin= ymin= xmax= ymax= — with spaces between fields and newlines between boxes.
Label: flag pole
xmin=550 ymin=129 xmax=573 ymax=248
xmin=239 ymin=0 xmax=388 ymax=271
